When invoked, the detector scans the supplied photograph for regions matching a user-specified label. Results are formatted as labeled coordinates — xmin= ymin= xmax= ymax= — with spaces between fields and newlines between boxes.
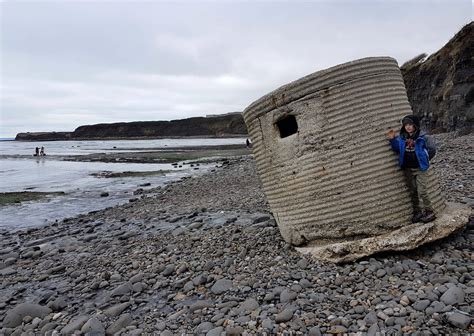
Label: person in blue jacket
xmin=387 ymin=115 xmax=437 ymax=223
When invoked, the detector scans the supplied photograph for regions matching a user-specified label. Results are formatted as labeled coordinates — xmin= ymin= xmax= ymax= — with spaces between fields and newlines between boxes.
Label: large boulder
xmin=3 ymin=303 xmax=51 ymax=328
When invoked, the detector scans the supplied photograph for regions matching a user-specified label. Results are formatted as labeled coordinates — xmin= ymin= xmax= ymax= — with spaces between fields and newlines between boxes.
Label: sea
xmin=0 ymin=138 xmax=246 ymax=230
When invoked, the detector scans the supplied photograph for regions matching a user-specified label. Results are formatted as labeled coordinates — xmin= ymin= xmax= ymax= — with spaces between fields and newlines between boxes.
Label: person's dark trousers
xmin=403 ymin=168 xmax=435 ymax=223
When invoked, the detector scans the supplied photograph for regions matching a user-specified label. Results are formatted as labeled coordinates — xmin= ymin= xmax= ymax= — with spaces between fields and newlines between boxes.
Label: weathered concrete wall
xmin=243 ymin=57 xmax=445 ymax=246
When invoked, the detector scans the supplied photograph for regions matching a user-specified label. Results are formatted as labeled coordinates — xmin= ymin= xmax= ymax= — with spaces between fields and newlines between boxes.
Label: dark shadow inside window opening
xmin=276 ymin=115 xmax=298 ymax=138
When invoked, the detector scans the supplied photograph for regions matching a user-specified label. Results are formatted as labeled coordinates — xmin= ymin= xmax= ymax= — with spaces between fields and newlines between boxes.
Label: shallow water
xmin=0 ymin=138 xmax=244 ymax=230
xmin=0 ymin=157 xmax=177 ymax=192
xmin=0 ymin=138 xmax=246 ymax=156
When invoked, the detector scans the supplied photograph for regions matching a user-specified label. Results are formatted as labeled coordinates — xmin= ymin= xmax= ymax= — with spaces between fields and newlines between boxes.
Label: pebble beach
xmin=0 ymin=133 xmax=473 ymax=335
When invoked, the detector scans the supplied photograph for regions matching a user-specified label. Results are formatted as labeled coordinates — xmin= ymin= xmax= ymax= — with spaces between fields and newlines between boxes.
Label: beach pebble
xmin=129 ymin=273 xmax=144 ymax=284
xmin=444 ymin=312 xmax=471 ymax=329
xmin=190 ymin=300 xmax=213 ymax=313
xmin=262 ymin=318 xmax=274 ymax=330
xmin=60 ymin=315 xmax=89 ymax=334
xmin=211 ymin=279 xmax=233 ymax=294
xmin=189 ymin=222 xmax=204 ymax=230
xmin=440 ymin=286 xmax=465 ymax=305
xmin=236 ymin=298 xmax=259 ymax=313
xmin=106 ymin=313 xmax=133 ymax=334
xmin=206 ymin=326 xmax=224 ymax=336
xmin=275 ymin=307 xmax=295 ymax=323
xmin=111 ymin=282 xmax=133 ymax=296
xmin=308 ymin=326 xmax=322 ymax=336
xmin=104 ymin=302 xmax=130 ymax=317
xmin=162 ymin=264 xmax=175 ymax=276
xmin=363 ymin=311 xmax=378 ymax=325
xmin=280 ymin=289 xmax=297 ymax=303
xmin=81 ymin=317 xmax=105 ymax=334
xmin=48 ymin=297 xmax=67 ymax=311
xmin=40 ymin=322 xmax=58 ymax=334
xmin=412 ymin=299 xmax=431 ymax=311
xmin=195 ymin=322 xmax=214 ymax=334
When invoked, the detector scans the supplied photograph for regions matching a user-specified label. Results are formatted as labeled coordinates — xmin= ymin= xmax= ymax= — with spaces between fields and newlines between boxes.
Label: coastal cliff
xmin=401 ymin=22 xmax=473 ymax=133
xmin=15 ymin=113 xmax=247 ymax=141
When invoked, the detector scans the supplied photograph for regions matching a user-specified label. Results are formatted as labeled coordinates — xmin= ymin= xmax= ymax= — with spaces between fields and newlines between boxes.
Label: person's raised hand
xmin=386 ymin=129 xmax=396 ymax=139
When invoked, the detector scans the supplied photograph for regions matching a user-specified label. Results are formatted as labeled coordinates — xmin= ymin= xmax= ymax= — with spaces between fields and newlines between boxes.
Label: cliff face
xmin=401 ymin=22 xmax=473 ymax=133
xmin=73 ymin=114 xmax=246 ymax=138
xmin=14 ymin=132 xmax=71 ymax=141
xmin=15 ymin=114 xmax=247 ymax=141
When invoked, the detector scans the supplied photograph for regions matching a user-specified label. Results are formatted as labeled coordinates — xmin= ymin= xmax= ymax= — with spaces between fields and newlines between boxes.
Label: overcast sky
xmin=0 ymin=0 xmax=472 ymax=137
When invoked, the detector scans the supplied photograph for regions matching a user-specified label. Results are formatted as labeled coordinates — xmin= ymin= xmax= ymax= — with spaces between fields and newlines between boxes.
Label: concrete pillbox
xmin=243 ymin=57 xmax=446 ymax=248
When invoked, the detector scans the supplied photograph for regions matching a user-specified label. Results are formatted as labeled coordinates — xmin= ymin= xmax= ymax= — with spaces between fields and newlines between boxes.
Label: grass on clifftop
xmin=0 ymin=191 xmax=66 ymax=206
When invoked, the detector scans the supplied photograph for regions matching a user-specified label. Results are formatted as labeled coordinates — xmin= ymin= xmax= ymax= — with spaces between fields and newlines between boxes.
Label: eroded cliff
xmin=401 ymin=22 xmax=473 ymax=133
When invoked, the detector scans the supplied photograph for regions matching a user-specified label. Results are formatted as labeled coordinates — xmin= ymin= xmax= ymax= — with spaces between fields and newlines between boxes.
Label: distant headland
xmin=15 ymin=113 xmax=247 ymax=141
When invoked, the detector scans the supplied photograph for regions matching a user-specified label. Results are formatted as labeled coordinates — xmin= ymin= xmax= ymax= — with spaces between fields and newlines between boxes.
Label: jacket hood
xmin=400 ymin=114 xmax=422 ymax=138
xmin=401 ymin=114 xmax=421 ymax=128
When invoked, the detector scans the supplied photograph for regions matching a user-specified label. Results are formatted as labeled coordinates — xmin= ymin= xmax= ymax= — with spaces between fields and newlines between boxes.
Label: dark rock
xmin=211 ymin=279 xmax=233 ymax=294
xmin=226 ymin=326 xmax=244 ymax=336
xmin=308 ymin=326 xmax=322 ymax=336
xmin=195 ymin=321 xmax=214 ymax=334
xmin=412 ymin=299 xmax=431 ymax=311
xmin=190 ymin=300 xmax=213 ymax=313
xmin=206 ymin=326 xmax=224 ymax=336
xmin=440 ymin=286 xmax=465 ymax=305
xmin=47 ymin=297 xmax=67 ymax=311
xmin=236 ymin=298 xmax=259 ymax=314
xmin=275 ymin=307 xmax=295 ymax=323
xmin=3 ymin=303 xmax=51 ymax=328
xmin=111 ymin=282 xmax=133 ymax=297
xmin=106 ymin=313 xmax=133 ymax=334
xmin=60 ymin=315 xmax=89 ymax=334
xmin=104 ymin=302 xmax=130 ymax=317
xmin=162 ymin=264 xmax=175 ymax=276
xmin=363 ymin=311 xmax=378 ymax=325
xmin=81 ymin=317 xmax=105 ymax=334
xmin=444 ymin=311 xmax=471 ymax=329
xmin=262 ymin=318 xmax=274 ymax=330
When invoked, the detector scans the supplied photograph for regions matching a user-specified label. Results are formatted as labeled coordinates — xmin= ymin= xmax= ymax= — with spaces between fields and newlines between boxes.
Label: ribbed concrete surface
xmin=243 ymin=57 xmax=445 ymax=246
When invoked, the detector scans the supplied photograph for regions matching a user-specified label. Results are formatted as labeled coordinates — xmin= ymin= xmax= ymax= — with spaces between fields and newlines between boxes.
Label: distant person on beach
xmin=34 ymin=147 xmax=40 ymax=156
xmin=40 ymin=146 xmax=46 ymax=156
xmin=246 ymin=138 xmax=251 ymax=148
xmin=387 ymin=114 xmax=437 ymax=223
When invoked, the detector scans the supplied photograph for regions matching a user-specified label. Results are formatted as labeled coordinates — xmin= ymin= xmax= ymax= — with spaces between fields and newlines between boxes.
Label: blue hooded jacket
xmin=390 ymin=132 xmax=436 ymax=171
xmin=389 ymin=114 xmax=436 ymax=171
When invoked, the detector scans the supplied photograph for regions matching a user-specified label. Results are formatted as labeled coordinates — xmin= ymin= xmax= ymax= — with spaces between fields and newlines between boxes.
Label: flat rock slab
xmin=296 ymin=202 xmax=471 ymax=263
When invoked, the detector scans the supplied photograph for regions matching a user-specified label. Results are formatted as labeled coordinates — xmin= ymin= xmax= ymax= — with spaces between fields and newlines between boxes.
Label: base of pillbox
xmin=296 ymin=202 xmax=471 ymax=263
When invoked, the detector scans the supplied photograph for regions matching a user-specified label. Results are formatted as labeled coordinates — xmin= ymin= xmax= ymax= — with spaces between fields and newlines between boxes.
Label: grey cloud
xmin=0 ymin=0 xmax=471 ymax=137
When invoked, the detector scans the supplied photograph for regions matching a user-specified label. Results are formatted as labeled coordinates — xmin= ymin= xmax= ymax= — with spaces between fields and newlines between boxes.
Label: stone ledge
xmin=296 ymin=202 xmax=472 ymax=263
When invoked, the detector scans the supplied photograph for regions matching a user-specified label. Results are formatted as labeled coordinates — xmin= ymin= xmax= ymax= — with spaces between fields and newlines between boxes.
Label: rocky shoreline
xmin=0 ymin=133 xmax=472 ymax=335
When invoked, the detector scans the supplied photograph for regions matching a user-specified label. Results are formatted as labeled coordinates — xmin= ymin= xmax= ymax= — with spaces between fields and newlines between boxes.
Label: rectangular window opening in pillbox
xmin=276 ymin=115 xmax=298 ymax=138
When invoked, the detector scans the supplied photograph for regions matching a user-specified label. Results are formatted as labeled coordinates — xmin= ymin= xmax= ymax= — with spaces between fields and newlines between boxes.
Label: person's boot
xmin=421 ymin=208 xmax=436 ymax=223
xmin=411 ymin=209 xmax=424 ymax=223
